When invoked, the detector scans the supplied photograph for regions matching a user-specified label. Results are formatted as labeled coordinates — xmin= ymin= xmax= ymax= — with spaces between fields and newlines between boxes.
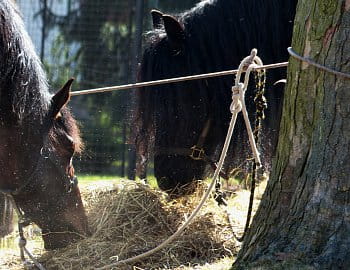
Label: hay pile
xmin=41 ymin=180 xmax=240 ymax=269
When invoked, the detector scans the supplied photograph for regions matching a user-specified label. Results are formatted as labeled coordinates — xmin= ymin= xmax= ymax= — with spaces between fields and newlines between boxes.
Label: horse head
xmin=1 ymin=79 xmax=89 ymax=249
xmin=136 ymin=1 xmax=297 ymax=194
xmin=0 ymin=1 xmax=90 ymax=249
xmin=137 ymin=11 xmax=226 ymax=192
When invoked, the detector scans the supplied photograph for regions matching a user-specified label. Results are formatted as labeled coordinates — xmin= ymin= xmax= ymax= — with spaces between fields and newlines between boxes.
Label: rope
xmin=70 ymin=62 xmax=288 ymax=96
xmin=227 ymin=50 xmax=263 ymax=242
xmin=71 ymin=47 xmax=350 ymax=98
xmin=95 ymin=48 xmax=263 ymax=270
xmin=232 ymin=49 xmax=262 ymax=167
xmin=5 ymin=194 xmax=47 ymax=270
xmin=287 ymin=47 xmax=350 ymax=79
xmin=235 ymin=67 xmax=266 ymax=242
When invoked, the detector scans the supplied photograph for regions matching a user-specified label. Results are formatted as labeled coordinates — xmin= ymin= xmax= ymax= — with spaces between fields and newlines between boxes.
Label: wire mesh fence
xmin=15 ymin=0 xmax=200 ymax=176
xmin=15 ymin=0 xmax=134 ymax=175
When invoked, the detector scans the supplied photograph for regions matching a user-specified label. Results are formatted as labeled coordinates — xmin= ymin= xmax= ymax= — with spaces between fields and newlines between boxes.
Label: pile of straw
xmin=41 ymin=180 xmax=240 ymax=269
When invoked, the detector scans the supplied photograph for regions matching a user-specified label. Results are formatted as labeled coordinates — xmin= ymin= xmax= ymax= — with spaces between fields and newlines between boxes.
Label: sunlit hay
xmin=41 ymin=180 xmax=239 ymax=270
xmin=224 ymin=178 xmax=268 ymax=240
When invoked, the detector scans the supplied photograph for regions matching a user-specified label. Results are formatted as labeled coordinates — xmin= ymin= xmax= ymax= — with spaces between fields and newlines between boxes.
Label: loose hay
xmin=41 ymin=180 xmax=240 ymax=269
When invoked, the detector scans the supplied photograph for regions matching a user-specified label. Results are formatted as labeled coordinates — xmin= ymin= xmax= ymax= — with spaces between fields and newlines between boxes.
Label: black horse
xmin=0 ymin=0 xmax=89 ymax=249
xmin=136 ymin=0 xmax=298 ymax=192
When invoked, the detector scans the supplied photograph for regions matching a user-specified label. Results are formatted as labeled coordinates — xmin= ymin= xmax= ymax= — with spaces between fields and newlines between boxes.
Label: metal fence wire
xmin=16 ymin=0 xmax=134 ymax=175
xmin=15 ymin=0 xmax=201 ymax=176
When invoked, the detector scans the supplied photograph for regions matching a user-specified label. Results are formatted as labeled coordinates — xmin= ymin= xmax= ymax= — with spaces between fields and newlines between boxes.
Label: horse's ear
xmin=162 ymin=15 xmax=185 ymax=46
xmin=151 ymin=9 xmax=164 ymax=29
xmin=51 ymin=78 xmax=74 ymax=119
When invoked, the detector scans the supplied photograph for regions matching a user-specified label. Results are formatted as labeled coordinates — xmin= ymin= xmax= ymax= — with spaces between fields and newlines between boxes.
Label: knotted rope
xmin=221 ymin=49 xmax=265 ymax=242
xmin=230 ymin=48 xmax=263 ymax=167
xmin=4 ymin=194 xmax=46 ymax=270
xmin=96 ymin=48 xmax=263 ymax=269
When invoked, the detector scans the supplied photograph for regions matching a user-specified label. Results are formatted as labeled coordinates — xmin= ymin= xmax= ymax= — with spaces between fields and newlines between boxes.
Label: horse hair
xmin=136 ymin=0 xmax=297 ymax=187
xmin=138 ymin=0 xmax=297 ymax=131
xmin=0 ymin=0 xmax=50 ymax=126
xmin=0 ymin=0 xmax=81 ymax=150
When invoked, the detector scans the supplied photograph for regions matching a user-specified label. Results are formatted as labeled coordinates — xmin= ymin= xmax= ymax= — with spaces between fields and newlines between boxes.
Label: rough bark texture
xmin=234 ymin=0 xmax=350 ymax=269
xmin=0 ymin=195 xmax=13 ymax=237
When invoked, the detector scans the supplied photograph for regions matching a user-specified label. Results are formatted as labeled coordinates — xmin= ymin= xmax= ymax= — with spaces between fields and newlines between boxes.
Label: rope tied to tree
xmin=96 ymin=48 xmax=265 ymax=269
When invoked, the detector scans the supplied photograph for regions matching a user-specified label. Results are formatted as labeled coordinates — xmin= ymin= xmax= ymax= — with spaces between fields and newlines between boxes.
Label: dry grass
xmin=1 ymin=179 xmax=267 ymax=269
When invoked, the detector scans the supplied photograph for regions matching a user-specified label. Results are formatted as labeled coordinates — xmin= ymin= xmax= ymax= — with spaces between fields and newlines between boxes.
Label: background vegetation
xmin=17 ymin=0 xmax=200 ymax=177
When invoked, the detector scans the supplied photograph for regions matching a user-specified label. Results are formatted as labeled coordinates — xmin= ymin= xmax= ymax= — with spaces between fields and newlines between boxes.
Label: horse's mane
xmin=0 ymin=0 xmax=50 ymax=126
xmin=137 ymin=0 xmax=297 ymax=144
xmin=0 ymin=0 xmax=82 ymax=151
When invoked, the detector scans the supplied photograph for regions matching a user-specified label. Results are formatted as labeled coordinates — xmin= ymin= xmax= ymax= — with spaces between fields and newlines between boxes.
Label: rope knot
xmin=241 ymin=48 xmax=258 ymax=72
xmin=230 ymin=83 xmax=243 ymax=114
xmin=230 ymin=48 xmax=262 ymax=166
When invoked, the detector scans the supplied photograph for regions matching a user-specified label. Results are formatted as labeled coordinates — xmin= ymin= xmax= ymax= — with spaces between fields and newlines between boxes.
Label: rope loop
xmin=230 ymin=48 xmax=263 ymax=167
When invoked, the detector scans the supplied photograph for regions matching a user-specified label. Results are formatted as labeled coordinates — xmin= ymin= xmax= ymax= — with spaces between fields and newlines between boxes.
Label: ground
xmin=0 ymin=178 xmax=266 ymax=270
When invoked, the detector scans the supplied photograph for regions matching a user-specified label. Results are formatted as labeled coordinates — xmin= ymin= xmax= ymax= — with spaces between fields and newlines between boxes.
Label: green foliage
xmin=44 ymin=33 xmax=82 ymax=90
xmin=43 ymin=0 xmax=201 ymax=176
xmin=43 ymin=0 xmax=134 ymax=174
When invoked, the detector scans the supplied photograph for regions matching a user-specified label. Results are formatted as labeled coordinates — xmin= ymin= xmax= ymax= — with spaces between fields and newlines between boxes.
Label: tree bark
xmin=234 ymin=0 xmax=350 ymax=269
xmin=0 ymin=195 xmax=13 ymax=238
xmin=128 ymin=0 xmax=145 ymax=180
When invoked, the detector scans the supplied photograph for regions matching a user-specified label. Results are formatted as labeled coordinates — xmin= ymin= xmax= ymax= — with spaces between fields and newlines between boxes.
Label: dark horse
xmin=0 ymin=0 xmax=89 ymax=249
xmin=136 ymin=0 xmax=298 ymax=192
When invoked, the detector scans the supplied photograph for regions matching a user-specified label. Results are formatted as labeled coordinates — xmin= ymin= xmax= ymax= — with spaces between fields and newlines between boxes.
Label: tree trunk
xmin=234 ymin=0 xmax=350 ymax=269
xmin=0 ymin=195 xmax=13 ymax=238
xmin=127 ymin=0 xmax=144 ymax=180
